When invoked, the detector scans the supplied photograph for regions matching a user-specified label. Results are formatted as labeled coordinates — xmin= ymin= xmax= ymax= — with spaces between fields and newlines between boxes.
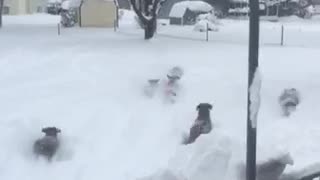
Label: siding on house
xmin=27 ymin=0 xmax=47 ymax=13
xmin=4 ymin=0 xmax=22 ymax=15
xmin=3 ymin=0 xmax=47 ymax=15
xmin=80 ymin=0 xmax=117 ymax=27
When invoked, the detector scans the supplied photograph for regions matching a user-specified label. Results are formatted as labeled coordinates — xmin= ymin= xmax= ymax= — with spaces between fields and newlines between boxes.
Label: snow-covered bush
xmin=60 ymin=0 xmax=77 ymax=27
xmin=304 ymin=5 xmax=315 ymax=19
xmin=194 ymin=19 xmax=219 ymax=32
xmin=194 ymin=11 xmax=220 ymax=32
xmin=196 ymin=12 xmax=219 ymax=25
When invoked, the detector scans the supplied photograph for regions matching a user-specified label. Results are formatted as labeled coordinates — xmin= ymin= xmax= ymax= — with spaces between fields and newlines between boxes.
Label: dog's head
xmin=196 ymin=103 xmax=212 ymax=118
xmin=196 ymin=103 xmax=213 ymax=111
xmin=42 ymin=127 xmax=61 ymax=137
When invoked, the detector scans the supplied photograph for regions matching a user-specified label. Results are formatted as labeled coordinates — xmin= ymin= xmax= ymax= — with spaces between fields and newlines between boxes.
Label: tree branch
xmin=130 ymin=0 xmax=148 ymax=24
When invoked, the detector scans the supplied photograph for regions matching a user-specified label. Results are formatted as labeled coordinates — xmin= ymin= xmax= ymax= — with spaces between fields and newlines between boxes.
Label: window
xmin=3 ymin=6 xmax=10 ymax=15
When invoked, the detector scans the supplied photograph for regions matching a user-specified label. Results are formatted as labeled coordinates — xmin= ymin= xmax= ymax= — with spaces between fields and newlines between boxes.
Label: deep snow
xmin=0 ymin=14 xmax=320 ymax=180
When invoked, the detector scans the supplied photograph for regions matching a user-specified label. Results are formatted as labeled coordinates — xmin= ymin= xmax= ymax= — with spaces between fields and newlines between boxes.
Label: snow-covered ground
xmin=0 ymin=14 xmax=320 ymax=180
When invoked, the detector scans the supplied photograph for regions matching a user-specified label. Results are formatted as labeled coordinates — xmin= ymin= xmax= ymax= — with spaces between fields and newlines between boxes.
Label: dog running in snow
xmin=279 ymin=88 xmax=300 ymax=116
xmin=183 ymin=103 xmax=213 ymax=145
xmin=33 ymin=127 xmax=61 ymax=161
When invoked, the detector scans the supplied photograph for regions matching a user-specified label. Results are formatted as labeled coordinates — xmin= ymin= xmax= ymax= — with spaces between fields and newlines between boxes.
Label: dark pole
xmin=246 ymin=0 xmax=260 ymax=178
xmin=206 ymin=22 xmax=209 ymax=42
xmin=0 ymin=0 xmax=4 ymax=28
xmin=58 ymin=23 xmax=60 ymax=35
xmin=281 ymin=25 xmax=284 ymax=46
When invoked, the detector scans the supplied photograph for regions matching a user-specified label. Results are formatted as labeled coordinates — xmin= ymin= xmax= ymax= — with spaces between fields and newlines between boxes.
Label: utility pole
xmin=0 ymin=0 xmax=4 ymax=28
xmin=246 ymin=0 xmax=260 ymax=178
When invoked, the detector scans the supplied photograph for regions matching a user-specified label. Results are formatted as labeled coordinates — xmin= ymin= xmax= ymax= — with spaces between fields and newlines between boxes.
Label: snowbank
xmin=137 ymin=133 xmax=232 ymax=180
xmin=169 ymin=1 xmax=213 ymax=18
xmin=167 ymin=134 xmax=232 ymax=180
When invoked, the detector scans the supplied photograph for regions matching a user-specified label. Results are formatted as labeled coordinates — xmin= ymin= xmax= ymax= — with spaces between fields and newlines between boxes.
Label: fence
xmin=150 ymin=19 xmax=320 ymax=48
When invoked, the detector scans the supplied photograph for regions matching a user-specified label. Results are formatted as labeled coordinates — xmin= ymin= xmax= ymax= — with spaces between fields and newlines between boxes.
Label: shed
xmin=80 ymin=0 xmax=118 ymax=28
xmin=169 ymin=1 xmax=213 ymax=25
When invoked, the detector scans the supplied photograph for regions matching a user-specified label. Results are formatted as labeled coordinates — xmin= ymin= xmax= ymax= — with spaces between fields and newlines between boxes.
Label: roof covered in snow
xmin=61 ymin=0 xmax=117 ymax=9
xmin=229 ymin=0 xmax=249 ymax=3
xmin=169 ymin=1 xmax=213 ymax=18
xmin=47 ymin=0 xmax=63 ymax=3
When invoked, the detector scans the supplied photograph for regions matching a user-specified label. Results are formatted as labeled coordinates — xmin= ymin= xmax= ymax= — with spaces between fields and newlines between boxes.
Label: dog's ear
xmin=196 ymin=104 xmax=200 ymax=111
xmin=208 ymin=104 xmax=213 ymax=110
xmin=56 ymin=128 xmax=61 ymax=133
xmin=41 ymin=128 xmax=46 ymax=133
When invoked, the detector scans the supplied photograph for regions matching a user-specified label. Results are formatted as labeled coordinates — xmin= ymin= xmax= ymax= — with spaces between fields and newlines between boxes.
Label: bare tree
xmin=0 ymin=0 xmax=4 ymax=28
xmin=130 ymin=0 xmax=164 ymax=39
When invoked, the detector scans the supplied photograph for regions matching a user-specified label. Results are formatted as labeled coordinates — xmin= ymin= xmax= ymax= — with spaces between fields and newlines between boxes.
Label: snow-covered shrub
xmin=195 ymin=11 xmax=221 ymax=32
xmin=60 ymin=0 xmax=77 ymax=27
xmin=304 ymin=5 xmax=315 ymax=19
xmin=194 ymin=19 xmax=219 ymax=32
xmin=197 ymin=12 xmax=219 ymax=24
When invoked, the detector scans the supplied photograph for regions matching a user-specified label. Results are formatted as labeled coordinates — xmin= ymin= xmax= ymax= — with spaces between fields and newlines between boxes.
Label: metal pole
xmin=206 ymin=22 xmax=209 ymax=42
xmin=281 ymin=25 xmax=284 ymax=46
xmin=246 ymin=0 xmax=260 ymax=178
xmin=58 ymin=23 xmax=60 ymax=35
xmin=0 ymin=0 xmax=4 ymax=28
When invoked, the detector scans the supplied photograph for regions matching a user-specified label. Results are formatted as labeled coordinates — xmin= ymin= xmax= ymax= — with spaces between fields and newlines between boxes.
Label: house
xmin=79 ymin=0 xmax=118 ymax=27
xmin=169 ymin=1 xmax=213 ymax=25
xmin=3 ymin=0 xmax=47 ymax=15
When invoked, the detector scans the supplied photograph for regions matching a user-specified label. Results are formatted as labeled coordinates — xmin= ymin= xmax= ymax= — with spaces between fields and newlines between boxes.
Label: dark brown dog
xmin=183 ymin=103 xmax=213 ymax=145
